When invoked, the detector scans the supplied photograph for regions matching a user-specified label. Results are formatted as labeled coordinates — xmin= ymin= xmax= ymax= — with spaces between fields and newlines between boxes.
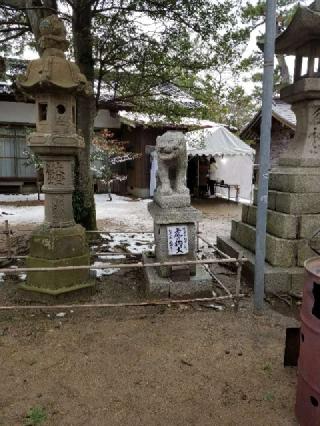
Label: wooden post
xmin=4 ymin=220 xmax=11 ymax=259
xmin=235 ymin=252 xmax=243 ymax=312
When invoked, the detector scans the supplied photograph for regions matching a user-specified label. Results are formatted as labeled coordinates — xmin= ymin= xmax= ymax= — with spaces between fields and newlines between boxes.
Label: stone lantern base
xmin=217 ymin=166 xmax=320 ymax=293
xmin=21 ymin=224 xmax=92 ymax=295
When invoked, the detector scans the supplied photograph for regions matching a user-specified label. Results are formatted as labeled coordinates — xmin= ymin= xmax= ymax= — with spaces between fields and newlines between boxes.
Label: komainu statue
xmin=154 ymin=131 xmax=190 ymax=208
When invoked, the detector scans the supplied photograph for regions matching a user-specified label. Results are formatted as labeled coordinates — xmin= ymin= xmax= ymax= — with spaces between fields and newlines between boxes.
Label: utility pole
xmin=254 ymin=0 xmax=277 ymax=312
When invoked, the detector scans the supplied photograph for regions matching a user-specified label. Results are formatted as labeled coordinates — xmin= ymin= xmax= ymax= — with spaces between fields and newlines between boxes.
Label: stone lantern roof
xmin=17 ymin=15 xmax=91 ymax=95
xmin=275 ymin=3 xmax=320 ymax=56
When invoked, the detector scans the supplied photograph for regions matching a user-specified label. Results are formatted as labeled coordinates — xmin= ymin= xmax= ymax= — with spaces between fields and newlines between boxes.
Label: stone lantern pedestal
xmin=17 ymin=15 xmax=92 ymax=295
xmin=143 ymin=132 xmax=211 ymax=298
xmin=24 ymin=150 xmax=91 ymax=295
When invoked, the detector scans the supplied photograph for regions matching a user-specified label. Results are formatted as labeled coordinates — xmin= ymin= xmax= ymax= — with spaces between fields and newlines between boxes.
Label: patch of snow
xmin=92 ymin=261 xmax=120 ymax=278
xmin=0 ymin=193 xmax=152 ymax=228
xmin=100 ymin=232 xmax=154 ymax=254
xmin=19 ymin=273 xmax=27 ymax=281
xmin=0 ymin=273 xmax=5 ymax=283
xmin=98 ymin=254 xmax=126 ymax=260
xmin=202 ymin=303 xmax=224 ymax=311
xmin=0 ymin=193 xmax=44 ymax=202
xmin=56 ymin=312 xmax=66 ymax=318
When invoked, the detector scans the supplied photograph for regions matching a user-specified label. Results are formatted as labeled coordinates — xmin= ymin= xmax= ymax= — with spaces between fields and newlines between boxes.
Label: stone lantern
xmin=17 ymin=15 xmax=92 ymax=295
xmin=275 ymin=1 xmax=320 ymax=166
xmin=217 ymin=1 xmax=320 ymax=293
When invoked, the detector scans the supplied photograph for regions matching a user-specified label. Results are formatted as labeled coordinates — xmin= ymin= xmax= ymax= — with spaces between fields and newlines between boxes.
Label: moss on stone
xmin=25 ymin=253 xmax=90 ymax=293
xmin=29 ymin=224 xmax=88 ymax=259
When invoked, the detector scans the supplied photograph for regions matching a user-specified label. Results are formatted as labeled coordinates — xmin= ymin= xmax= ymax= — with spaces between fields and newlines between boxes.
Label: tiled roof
xmin=96 ymin=81 xmax=201 ymax=109
xmin=271 ymin=99 xmax=296 ymax=128
xmin=240 ymin=98 xmax=296 ymax=140
xmin=118 ymin=110 xmax=220 ymax=129
xmin=151 ymin=82 xmax=202 ymax=108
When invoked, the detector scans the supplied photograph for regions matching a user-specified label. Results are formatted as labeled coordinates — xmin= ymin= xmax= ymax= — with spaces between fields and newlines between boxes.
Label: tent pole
xmin=254 ymin=0 xmax=276 ymax=313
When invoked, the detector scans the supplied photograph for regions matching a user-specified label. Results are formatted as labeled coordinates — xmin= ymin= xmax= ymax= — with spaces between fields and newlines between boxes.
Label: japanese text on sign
xmin=167 ymin=225 xmax=188 ymax=255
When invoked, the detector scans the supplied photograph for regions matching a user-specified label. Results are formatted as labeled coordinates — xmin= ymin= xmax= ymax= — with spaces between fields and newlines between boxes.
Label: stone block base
xmin=24 ymin=224 xmax=91 ymax=295
xmin=20 ymin=280 xmax=95 ymax=300
xmin=253 ymin=188 xmax=320 ymax=214
xmin=24 ymin=253 xmax=91 ymax=294
xmin=231 ymin=220 xmax=314 ymax=267
xmin=269 ymin=167 xmax=320 ymax=193
xmin=143 ymin=253 xmax=212 ymax=298
xmin=218 ymin=165 xmax=320 ymax=293
xmin=217 ymin=236 xmax=305 ymax=293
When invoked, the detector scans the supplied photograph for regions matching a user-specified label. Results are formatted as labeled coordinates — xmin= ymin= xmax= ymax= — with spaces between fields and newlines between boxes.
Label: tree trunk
xmin=276 ymin=54 xmax=290 ymax=85
xmin=72 ymin=0 xmax=97 ymax=230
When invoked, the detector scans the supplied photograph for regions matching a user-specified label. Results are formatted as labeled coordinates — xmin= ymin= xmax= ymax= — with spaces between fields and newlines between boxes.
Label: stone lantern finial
xmin=38 ymin=14 xmax=69 ymax=55
xmin=17 ymin=15 xmax=90 ymax=95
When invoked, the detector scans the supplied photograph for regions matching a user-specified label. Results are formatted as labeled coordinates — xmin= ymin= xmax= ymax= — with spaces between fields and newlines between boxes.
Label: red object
xmin=296 ymin=257 xmax=320 ymax=425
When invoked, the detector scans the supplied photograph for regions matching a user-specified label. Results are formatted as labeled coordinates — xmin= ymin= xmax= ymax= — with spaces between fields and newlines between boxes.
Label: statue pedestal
xmin=144 ymin=202 xmax=212 ymax=298
xmin=153 ymin=192 xmax=190 ymax=209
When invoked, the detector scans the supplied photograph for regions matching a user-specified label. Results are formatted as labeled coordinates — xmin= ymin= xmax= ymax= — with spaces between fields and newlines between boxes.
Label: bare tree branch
xmin=0 ymin=29 xmax=28 ymax=43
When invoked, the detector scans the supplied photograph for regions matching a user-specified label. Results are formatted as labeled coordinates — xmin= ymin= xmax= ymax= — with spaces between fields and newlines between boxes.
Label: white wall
xmin=215 ymin=155 xmax=253 ymax=202
xmin=0 ymin=101 xmax=121 ymax=129
xmin=94 ymin=108 xmax=121 ymax=129
xmin=0 ymin=101 xmax=36 ymax=124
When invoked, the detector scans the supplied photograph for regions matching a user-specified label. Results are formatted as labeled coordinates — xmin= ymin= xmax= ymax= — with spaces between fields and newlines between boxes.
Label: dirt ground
xmin=0 ymin=196 xmax=300 ymax=425
xmin=0 ymin=302 xmax=299 ymax=426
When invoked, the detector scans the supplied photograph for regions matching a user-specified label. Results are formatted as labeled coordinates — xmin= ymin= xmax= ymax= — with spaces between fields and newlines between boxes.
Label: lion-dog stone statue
xmin=154 ymin=131 xmax=190 ymax=208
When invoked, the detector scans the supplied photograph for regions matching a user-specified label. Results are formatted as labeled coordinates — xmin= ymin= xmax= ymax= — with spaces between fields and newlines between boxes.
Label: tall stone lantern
xmin=17 ymin=15 xmax=92 ymax=295
xmin=218 ymin=1 xmax=320 ymax=293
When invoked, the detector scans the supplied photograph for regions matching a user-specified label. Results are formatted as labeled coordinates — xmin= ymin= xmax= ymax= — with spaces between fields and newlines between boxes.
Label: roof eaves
xmin=271 ymin=110 xmax=296 ymax=130
xmin=240 ymin=109 xmax=262 ymax=139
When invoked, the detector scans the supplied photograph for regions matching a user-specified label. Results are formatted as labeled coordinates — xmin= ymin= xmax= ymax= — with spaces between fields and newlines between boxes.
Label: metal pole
xmin=254 ymin=0 xmax=276 ymax=312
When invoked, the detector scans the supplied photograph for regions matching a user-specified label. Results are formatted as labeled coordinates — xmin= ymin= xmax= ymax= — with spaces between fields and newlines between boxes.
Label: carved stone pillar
xmin=43 ymin=157 xmax=75 ymax=227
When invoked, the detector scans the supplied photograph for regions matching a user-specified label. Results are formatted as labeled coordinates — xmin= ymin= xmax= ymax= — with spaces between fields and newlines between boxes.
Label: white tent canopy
xmin=186 ymin=126 xmax=255 ymax=202
xmin=186 ymin=126 xmax=254 ymax=158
